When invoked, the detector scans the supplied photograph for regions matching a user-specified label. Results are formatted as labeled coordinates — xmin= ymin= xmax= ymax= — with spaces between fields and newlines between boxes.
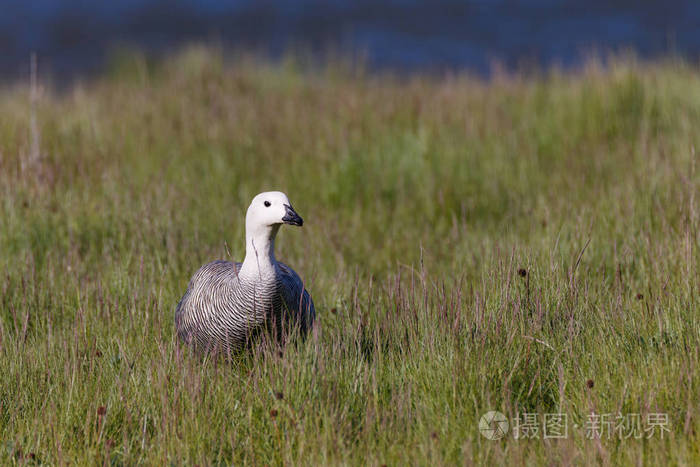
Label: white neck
xmin=239 ymin=223 xmax=280 ymax=279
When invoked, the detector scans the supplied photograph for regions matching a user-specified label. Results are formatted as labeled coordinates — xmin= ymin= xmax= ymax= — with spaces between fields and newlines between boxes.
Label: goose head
xmin=246 ymin=191 xmax=303 ymax=233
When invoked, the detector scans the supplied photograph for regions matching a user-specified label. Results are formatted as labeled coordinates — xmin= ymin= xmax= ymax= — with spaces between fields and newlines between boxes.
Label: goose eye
xmin=264 ymin=201 xmax=271 ymax=207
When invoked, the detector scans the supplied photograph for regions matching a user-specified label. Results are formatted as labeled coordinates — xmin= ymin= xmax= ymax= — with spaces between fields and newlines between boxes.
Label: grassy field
xmin=0 ymin=47 xmax=698 ymax=465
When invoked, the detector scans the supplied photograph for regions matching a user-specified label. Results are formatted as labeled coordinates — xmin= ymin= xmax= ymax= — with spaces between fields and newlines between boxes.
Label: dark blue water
xmin=2 ymin=1 xmax=700 ymax=82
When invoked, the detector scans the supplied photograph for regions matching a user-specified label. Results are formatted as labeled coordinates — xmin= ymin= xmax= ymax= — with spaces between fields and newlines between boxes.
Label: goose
xmin=175 ymin=191 xmax=315 ymax=353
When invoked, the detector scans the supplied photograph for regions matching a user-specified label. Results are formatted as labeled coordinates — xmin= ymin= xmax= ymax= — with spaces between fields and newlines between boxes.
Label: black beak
xmin=282 ymin=204 xmax=303 ymax=226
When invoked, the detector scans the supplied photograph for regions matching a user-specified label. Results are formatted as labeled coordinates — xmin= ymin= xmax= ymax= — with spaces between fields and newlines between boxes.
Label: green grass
xmin=0 ymin=47 xmax=698 ymax=465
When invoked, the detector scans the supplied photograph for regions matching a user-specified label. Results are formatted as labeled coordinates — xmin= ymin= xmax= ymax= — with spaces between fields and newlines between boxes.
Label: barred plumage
xmin=174 ymin=192 xmax=315 ymax=353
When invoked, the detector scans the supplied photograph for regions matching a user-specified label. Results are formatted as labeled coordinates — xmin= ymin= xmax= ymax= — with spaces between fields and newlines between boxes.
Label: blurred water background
xmin=2 ymin=0 xmax=699 ymax=82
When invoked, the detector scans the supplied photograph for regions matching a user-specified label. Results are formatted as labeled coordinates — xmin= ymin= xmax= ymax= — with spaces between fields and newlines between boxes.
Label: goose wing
xmin=277 ymin=262 xmax=315 ymax=333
